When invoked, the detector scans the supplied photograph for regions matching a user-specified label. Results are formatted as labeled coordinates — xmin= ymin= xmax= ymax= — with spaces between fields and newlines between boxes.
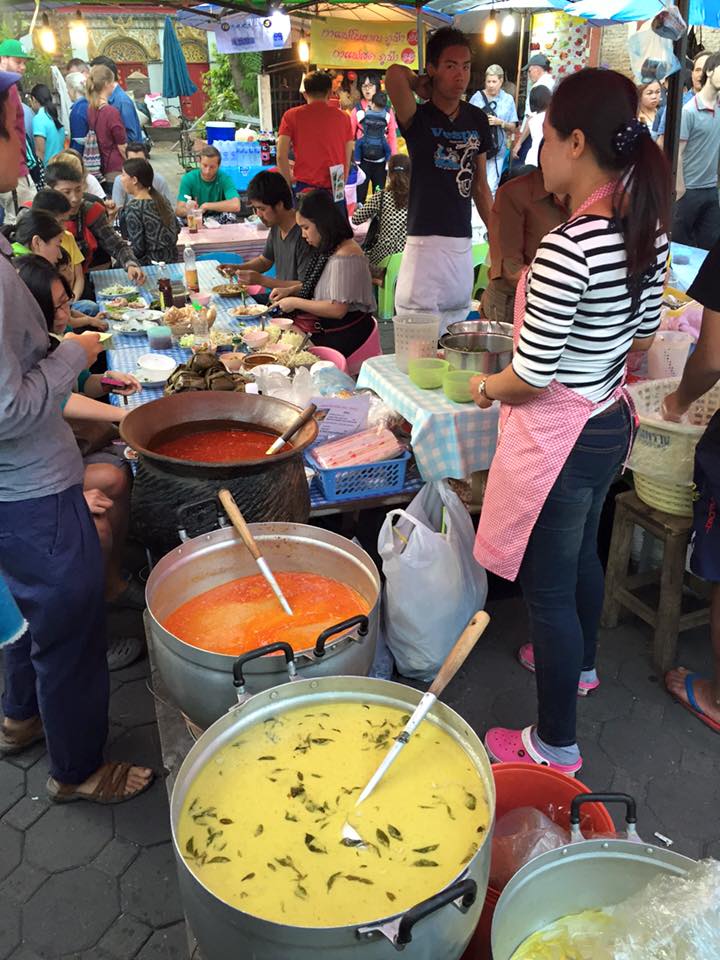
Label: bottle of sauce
xmin=157 ymin=262 xmax=173 ymax=311
xmin=183 ymin=245 xmax=199 ymax=293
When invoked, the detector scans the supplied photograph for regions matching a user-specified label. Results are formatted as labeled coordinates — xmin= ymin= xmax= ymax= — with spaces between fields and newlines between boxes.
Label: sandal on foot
xmin=107 ymin=635 xmax=145 ymax=672
xmin=47 ymin=762 xmax=155 ymax=805
xmin=484 ymin=725 xmax=583 ymax=776
xmin=666 ymin=671 xmax=720 ymax=734
xmin=0 ymin=715 xmax=45 ymax=757
xmin=517 ymin=643 xmax=600 ymax=697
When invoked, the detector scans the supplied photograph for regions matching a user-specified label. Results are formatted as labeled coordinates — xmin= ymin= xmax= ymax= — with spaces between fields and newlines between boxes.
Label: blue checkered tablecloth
xmin=668 ymin=242 xmax=708 ymax=295
xmin=356 ymin=354 xmax=499 ymax=481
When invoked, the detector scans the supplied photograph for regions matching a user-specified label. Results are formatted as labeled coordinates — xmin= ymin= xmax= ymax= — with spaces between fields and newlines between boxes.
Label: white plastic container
xmin=647 ymin=331 xmax=693 ymax=380
xmin=392 ymin=312 xmax=441 ymax=373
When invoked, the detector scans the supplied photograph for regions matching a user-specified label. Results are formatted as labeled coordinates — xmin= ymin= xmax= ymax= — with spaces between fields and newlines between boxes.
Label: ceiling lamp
xmin=483 ymin=10 xmax=498 ymax=45
xmin=38 ymin=13 xmax=56 ymax=55
xmin=69 ymin=10 xmax=88 ymax=49
xmin=501 ymin=13 xmax=516 ymax=37
xmin=298 ymin=30 xmax=310 ymax=63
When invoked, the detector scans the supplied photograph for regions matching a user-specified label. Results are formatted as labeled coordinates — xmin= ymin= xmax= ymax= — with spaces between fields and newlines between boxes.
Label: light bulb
xmin=483 ymin=12 xmax=498 ymax=45
xmin=69 ymin=10 xmax=88 ymax=48
xmin=501 ymin=13 xmax=516 ymax=37
xmin=39 ymin=15 xmax=56 ymax=55
xmin=298 ymin=36 xmax=310 ymax=63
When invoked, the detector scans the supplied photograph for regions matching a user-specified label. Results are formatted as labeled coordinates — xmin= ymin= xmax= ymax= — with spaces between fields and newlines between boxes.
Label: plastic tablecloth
xmin=356 ymin=355 xmax=499 ymax=481
xmin=669 ymin=242 xmax=708 ymax=294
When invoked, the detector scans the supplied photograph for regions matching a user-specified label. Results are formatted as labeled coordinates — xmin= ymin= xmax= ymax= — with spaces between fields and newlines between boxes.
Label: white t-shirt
xmin=524 ymin=71 xmax=555 ymax=119
xmin=526 ymin=111 xmax=545 ymax=167
xmin=85 ymin=173 xmax=105 ymax=199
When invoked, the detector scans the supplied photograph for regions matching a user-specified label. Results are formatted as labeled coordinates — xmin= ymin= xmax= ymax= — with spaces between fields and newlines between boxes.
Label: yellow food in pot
xmin=178 ymin=701 xmax=488 ymax=926
xmin=510 ymin=909 xmax=613 ymax=959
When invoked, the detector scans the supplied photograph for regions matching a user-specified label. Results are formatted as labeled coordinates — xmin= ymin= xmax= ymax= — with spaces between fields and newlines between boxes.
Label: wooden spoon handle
xmin=428 ymin=611 xmax=490 ymax=698
xmin=279 ymin=403 xmax=317 ymax=443
xmin=218 ymin=488 xmax=262 ymax=561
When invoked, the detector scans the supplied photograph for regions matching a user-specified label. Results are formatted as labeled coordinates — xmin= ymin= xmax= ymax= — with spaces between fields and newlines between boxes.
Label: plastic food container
xmin=136 ymin=353 xmax=177 ymax=378
xmin=408 ymin=357 xmax=449 ymax=389
xmin=393 ymin=312 xmax=441 ymax=373
xmin=242 ymin=330 xmax=270 ymax=349
xmin=147 ymin=325 xmax=173 ymax=350
xmin=443 ymin=369 xmax=476 ymax=403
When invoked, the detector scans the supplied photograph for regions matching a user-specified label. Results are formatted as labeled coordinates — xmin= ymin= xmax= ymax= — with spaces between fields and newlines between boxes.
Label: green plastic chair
xmin=376 ymin=252 xmax=403 ymax=320
xmin=471 ymin=242 xmax=489 ymax=301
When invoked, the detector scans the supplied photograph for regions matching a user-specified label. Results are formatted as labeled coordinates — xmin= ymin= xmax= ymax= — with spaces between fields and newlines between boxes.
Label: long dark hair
xmin=123 ymin=157 xmax=176 ymax=230
xmin=548 ymin=68 xmax=670 ymax=291
xmin=31 ymin=84 xmax=63 ymax=130
xmin=3 ymin=210 xmax=63 ymax=249
xmin=297 ymin=189 xmax=352 ymax=254
xmin=16 ymin=254 xmax=72 ymax=331
xmin=386 ymin=154 xmax=411 ymax=209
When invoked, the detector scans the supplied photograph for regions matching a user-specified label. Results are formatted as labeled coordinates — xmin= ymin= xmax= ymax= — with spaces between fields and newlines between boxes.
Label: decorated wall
xmin=529 ymin=11 xmax=591 ymax=79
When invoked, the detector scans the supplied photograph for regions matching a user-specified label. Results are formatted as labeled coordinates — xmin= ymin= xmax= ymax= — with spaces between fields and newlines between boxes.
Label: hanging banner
xmin=310 ymin=18 xmax=420 ymax=71
xmin=214 ymin=13 xmax=291 ymax=54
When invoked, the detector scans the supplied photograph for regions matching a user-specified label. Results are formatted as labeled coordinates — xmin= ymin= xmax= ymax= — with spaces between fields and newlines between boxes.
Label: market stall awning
xmin=547 ymin=0 xmax=720 ymax=26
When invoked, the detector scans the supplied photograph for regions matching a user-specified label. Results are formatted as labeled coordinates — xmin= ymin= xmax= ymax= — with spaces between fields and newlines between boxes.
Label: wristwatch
xmin=478 ymin=378 xmax=489 ymax=399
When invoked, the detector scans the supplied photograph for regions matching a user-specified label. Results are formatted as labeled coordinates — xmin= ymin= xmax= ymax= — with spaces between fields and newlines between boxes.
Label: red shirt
xmin=88 ymin=103 xmax=127 ymax=175
xmin=10 ymin=86 xmax=28 ymax=178
xmin=278 ymin=100 xmax=353 ymax=189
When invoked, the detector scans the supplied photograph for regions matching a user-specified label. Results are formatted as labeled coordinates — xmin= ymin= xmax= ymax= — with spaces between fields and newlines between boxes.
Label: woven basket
xmin=627 ymin=377 xmax=720 ymax=516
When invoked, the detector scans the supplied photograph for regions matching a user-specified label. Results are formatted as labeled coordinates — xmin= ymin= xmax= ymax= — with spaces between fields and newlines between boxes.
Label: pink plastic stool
xmin=346 ymin=317 xmax=382 ymax=377
xmin=308 ymin=345 xmax=348 ymax=373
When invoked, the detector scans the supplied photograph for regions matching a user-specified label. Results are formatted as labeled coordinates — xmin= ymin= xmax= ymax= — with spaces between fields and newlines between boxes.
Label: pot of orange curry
xmin=171 ymin=675 xmax=495 ymax=959
xmin=146 ymin=522 xmax=380 ymax=729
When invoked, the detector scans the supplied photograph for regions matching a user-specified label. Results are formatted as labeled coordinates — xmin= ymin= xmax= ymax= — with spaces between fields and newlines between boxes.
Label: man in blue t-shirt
xmin=386 ymin=27 xmax=493 ymax=333
xmin=89 ymin=55 xmax=144 ymax=144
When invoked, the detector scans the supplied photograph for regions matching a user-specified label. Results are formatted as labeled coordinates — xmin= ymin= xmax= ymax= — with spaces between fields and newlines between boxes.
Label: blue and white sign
xmin=214 ymin=13 xmax=291 ymax=53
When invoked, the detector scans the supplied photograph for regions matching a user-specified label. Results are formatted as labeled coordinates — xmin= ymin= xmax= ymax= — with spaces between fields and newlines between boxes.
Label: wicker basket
xmin=627 ymin=377 xmax=720 ymax=516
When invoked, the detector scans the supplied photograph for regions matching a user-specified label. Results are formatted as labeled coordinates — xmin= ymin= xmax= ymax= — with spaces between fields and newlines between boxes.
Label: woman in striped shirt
xmin=473 ymin=69 xmax=671 ymax=775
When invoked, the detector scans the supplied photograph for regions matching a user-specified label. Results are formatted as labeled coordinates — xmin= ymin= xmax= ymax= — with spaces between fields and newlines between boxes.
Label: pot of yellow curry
xmin=171 ymin=675 xmax=495 ymax=959
xmin=146 ymin=522 xmax=380 ymax=730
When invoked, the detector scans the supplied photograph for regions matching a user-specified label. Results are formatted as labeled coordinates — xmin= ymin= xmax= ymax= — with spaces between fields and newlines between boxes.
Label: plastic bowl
xmin=242 ymin=330 xmax=269 ymax=349
xmin=408 ymin=357 xmax=449 ymax=389
xmin=136 ymin=353 xmax=177 ymax=377
xmin=443 ymin=369 xmax=476 ymax=403
xmin=270 ymin=317 xmax=294 ymax=330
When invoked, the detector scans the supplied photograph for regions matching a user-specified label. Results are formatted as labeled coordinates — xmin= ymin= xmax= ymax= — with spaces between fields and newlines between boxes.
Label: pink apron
xmin=474 ymin=182 xmax=635 ymax=582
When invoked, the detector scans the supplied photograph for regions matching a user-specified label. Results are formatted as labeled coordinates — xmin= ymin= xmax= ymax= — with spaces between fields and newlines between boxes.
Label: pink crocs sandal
xmin=484 ymin=725 xmax=583 ymax=777
xmin=517 ymin=643 xmax=600 ymax=697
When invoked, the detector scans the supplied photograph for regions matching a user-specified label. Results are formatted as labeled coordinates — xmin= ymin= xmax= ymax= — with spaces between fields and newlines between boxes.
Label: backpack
xmin=359 ymin=109 xmax=389 ymax=162
xmin=478 ymin=92 xmax=502 ymax=161
xmin=83 ymin=109 xmax=103 ymax=175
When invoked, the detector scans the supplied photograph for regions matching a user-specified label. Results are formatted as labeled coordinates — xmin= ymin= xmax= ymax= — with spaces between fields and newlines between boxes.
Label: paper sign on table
xmin=311 ymin=394 xmax=370 ymax=440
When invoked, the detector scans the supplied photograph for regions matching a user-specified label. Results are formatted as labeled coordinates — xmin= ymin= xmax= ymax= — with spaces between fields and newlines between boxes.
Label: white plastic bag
xmin=378 ymin=481 xmax=488 ymax=681
xmin=628 ymin=20 xmax=680 ymax=84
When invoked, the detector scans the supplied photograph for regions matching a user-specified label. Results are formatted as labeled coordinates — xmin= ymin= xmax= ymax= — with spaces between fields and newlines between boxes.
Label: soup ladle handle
xmin=218 ymin=487 xmax=262 ymax=561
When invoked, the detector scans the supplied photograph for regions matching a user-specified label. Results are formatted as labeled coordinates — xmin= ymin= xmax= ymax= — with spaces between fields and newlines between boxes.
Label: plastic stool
xmin=376 ymin=252 xmax=403 ymax=321
xmin=347 ymin=317 xmax=382 ymax=377
xmin=601 ymin=490 xmax=710 ymax=672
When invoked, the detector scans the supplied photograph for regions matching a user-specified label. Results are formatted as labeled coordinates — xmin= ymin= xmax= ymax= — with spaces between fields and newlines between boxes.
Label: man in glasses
xmin=470 ymin=64 xmax=518 ymax=196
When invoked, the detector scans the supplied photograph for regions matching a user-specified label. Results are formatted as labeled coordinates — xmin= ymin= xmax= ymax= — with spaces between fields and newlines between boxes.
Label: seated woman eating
xmin=16 ymin=256 xmax=145 ymax=669
xmin=270 ymin=190 xmax=376 ymax=357
xmin=120 ymin=157 xmax=179 ymax=265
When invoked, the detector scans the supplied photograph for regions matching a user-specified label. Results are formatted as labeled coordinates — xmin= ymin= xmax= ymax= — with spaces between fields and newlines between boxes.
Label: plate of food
xmin=229 ymin=304 xmax=267 ymax=317
xmin=99 ymin=284 xmax=139 ymax=298
xmin=110 ymin=318 xmax=152 ymax=336
xmin=212 ymin=283 xmax=247 ymax=298
xmin=104 ymin=295 xmax=147 ymax=310
xmin=124 ymin=308 xmax=164 ymax=323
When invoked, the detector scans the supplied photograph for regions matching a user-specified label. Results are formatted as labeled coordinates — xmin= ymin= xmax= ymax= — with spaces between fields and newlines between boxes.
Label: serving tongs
xmin=341 ymin=610 xmax=490 ymax=844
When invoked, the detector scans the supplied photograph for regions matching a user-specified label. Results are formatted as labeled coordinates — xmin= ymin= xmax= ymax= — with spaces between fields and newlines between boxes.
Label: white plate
xmin=124 ymin=309 xmax=164 ymax=323
xmin=110 ymin=322 xmax=149 ymax=336
xmin=134 ymin=369 xmax=175 ymax=387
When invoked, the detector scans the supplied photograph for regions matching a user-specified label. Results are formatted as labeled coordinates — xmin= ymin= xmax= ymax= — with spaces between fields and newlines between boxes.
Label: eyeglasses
xmin=54 ymin=296 xmax=72 ymax=312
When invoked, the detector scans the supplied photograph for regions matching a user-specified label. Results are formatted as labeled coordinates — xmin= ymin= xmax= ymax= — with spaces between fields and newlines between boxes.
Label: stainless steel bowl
xmin=440 ymin=333 xmax=513 ymax=374
xmin=447 ymin=320 xmax=513 ymax=339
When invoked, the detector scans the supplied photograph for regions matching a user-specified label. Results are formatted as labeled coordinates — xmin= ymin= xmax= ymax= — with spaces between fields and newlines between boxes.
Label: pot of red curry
xmin=120 ymin=393 xmax=319 ymax=556
xmin=146 ymin=522 xmax=380 ymax=730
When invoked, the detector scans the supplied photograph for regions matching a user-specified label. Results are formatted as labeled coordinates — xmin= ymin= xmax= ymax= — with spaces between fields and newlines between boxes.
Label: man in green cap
xmin=0 ymin=38 xmax=36 ymax=223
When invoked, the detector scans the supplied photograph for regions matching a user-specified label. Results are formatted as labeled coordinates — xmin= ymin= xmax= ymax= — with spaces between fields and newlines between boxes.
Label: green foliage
xmin=202 ymin=52 xmax=260 ymax=127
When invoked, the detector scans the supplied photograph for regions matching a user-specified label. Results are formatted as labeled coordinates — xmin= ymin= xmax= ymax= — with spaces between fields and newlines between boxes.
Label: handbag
xmin=362 ymin=189 xmax=385 ymax=253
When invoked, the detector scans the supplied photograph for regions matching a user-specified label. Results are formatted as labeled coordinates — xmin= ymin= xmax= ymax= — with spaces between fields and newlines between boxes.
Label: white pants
xmin=395 ymin=235 xmax=473 ymax=335
xmin=0 ymin=176 xmax=37 ymax=225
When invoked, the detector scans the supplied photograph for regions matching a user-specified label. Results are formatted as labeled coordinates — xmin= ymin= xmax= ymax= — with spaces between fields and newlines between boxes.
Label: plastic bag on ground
xmin=490 ymin=806 xmax=570 ymax=891
xmin=378 ymin=481 xmax=488 ymax=681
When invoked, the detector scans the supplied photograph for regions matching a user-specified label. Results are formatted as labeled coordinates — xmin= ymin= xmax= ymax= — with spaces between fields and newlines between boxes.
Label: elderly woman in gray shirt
xmin=271 ymin=189 xmax=376 ymax=358
xmin=0 ymin=70 xmax=153 ymax=806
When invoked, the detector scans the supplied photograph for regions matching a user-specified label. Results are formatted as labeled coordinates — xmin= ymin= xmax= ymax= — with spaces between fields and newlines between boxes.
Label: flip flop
xmin=484 ymin=725 xmax=583 ymax=777
xmin=47 ymin=762 xmax=156 ymax=805
xmin=517 ymin=643 xmax=600 ymax=696
xmin=666 ymin=671 xmax=720 ymax=735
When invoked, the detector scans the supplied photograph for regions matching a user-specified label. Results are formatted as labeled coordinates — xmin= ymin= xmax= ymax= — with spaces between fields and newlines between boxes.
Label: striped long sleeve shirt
xmin=513 ymin=215 xmax=668 ymax=404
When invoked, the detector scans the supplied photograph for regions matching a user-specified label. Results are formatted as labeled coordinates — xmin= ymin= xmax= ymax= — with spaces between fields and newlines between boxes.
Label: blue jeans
xmin=518 ymin=402 xmax=632 ymax=746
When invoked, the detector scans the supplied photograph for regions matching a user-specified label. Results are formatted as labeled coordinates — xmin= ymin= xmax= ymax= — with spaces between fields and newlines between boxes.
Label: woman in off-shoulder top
xmin=271 ymin=190 xmax=375 ymax=357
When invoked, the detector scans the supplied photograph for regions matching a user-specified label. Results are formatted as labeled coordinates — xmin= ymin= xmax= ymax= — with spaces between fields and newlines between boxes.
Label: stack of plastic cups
xmin=393 ymin=312 xmax=441 ymax=373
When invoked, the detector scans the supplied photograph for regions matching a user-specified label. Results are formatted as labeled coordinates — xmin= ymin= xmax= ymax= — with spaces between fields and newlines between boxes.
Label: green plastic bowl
xmin=408 ymin=357 xmax=450 ymax=389
xmin=443 ymin=369 xmax=476 ymax=403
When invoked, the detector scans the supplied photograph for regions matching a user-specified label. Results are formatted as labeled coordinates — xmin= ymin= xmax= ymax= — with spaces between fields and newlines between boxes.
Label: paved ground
xmin=0 ymin=145 xmax=717 ymax=957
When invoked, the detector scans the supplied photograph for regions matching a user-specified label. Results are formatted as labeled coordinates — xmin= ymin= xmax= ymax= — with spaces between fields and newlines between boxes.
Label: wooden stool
xmin=601 ymin=490 xmax=710 ymax=672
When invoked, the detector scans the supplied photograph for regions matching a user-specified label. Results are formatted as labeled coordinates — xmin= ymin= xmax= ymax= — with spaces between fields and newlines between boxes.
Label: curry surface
xmin=178 ymin=701 xmax=489 ymax=926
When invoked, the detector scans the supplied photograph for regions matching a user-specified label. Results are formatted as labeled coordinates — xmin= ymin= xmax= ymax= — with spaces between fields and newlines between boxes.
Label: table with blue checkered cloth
xmin=356 ymin=355 xmax=499 ymax=481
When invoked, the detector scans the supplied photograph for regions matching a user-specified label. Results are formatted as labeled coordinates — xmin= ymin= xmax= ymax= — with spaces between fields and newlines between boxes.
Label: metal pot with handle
xmin=491 ymin=794 xmax=696 ymax=960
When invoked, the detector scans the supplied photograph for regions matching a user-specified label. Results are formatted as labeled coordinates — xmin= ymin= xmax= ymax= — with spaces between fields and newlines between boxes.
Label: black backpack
xmin=477 ymin=92 xmax=502 ymax=161
xmin=359 ymin=109 xmax=389 ymax=162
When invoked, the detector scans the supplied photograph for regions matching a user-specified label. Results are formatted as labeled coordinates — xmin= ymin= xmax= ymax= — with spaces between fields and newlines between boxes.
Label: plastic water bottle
xmin=191 ymin=302 xmax=209 ymax=351
xmin=183 ymin=244 xmax=199 ymax=293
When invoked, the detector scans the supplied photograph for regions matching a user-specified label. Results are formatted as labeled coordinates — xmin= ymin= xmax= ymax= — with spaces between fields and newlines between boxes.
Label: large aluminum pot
xmin=440 ymin=333 xmax=513 ymax=374
xmin=171 ymin=675 xmax=496 ymax=960
xmin=120 ymin=393 xmax=318 ymax=555
xmin=447 ymin=320 xmax=513 ymax=340
xmin=146 ymin=522 xmax=380 ymax=729
xmin=492 ymin=794 xmax=696 ymax=960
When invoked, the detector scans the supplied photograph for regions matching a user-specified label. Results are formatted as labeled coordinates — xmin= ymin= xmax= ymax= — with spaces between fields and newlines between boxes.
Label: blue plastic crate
xmin=307 ymin=450 xmax=411 ymax=503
